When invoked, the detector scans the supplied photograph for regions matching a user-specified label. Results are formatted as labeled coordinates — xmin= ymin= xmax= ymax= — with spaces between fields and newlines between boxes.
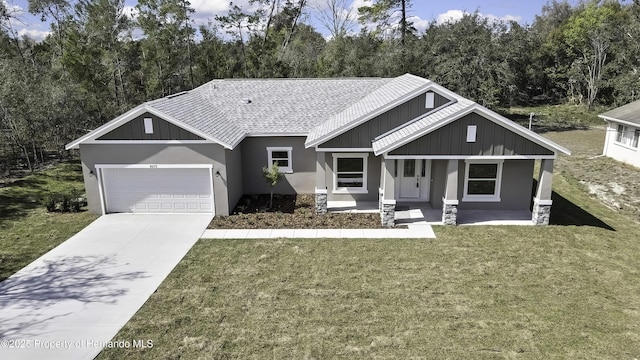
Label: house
xmin=599 ymin=99 xmax=640 ymax=168
xmin=66 ymin=74 xmax=570 ymax=226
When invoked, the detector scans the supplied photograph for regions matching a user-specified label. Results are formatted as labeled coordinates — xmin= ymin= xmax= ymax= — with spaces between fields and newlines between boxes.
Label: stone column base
xmin=442 ymin=199 xmax=458 ymax=226
xmin=380 ymin=200 xmax=396 ymax=227
xmin=315 ymin=189 xmax=327 ymax=215
xmin=532 ymin=199 xmax=552 ymax=225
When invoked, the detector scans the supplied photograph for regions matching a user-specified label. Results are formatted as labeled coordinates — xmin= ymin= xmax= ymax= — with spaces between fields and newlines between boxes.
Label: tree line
xmin=1 ymin=0 xmax=639 ymax=174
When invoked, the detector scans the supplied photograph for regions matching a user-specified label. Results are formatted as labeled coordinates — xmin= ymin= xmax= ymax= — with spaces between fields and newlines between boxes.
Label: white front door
xmin=397 ymin=159 xmax=430 ymax=201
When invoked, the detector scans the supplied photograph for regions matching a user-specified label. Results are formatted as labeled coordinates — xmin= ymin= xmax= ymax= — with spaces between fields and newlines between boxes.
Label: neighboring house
xmin=66 ymin=74 xmax=570 ymax=226
xmin=599 ymin=99 xmax=640 ymax=168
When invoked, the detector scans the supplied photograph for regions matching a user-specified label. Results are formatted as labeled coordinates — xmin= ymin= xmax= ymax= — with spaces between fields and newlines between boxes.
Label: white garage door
xmin=100 ymin=166 xmax=214 ymax=214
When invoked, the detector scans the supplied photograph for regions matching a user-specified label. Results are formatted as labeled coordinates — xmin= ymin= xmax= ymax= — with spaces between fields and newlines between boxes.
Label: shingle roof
xmin=147 ymin=77 xmax=391 ymax=147
xmin=600 ymin=99 xmax=640 ymax=126
xmin=305 ymin=74 xmax=431 ymax=146
xmin=372 ymin=98 xmax=475 ymax=154
xmin=66 ymin=74 xmax=569 ymax=156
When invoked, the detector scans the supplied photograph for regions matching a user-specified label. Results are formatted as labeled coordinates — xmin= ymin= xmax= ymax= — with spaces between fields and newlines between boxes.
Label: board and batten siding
xmin=318 ymin=91 xmax=449 ymax=149
xmin=389 ymin=112 xmax=554 ymax=156
xmin=97 ymin=112 xmax=205 ymax=141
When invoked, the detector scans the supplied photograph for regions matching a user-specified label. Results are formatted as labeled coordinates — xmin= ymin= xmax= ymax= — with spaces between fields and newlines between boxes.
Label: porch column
xmin=532 ymin=159 xmax=554 ymax=225
xmin=380 ymin=158 xmax=396 ymax=227
xmin=315 ymin=152 xmax=328 ymax=214
xmin=442 ymin=159 xmax=459 ymax=226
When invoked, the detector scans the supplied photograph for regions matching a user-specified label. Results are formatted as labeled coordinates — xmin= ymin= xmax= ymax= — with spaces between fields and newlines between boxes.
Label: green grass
xmin=499 ymin=104 xmax=604 ymax=131
xmin=97 ymin=155 xmax=640 ymax=358
xmin=543 ymin=128 xmax=640 ymax=224
xmin=0 ymin=162 xmax=98 ymax=281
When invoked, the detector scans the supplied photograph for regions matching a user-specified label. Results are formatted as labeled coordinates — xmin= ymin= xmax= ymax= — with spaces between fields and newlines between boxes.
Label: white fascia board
xmin=375 ymin=104 xmax=571 ymax=157
xmin=373 ymin=104 xmax=475 ymax=156
xmin=65 ymin=105 xmax=148 ymax=150
xmin=247 ymin=133 xmax=308 ymax=137
xmin=83 ymin=140 xmax=217 ymax=145
xmin=96 ymin=164 xmax=213 ymax=169
xmin=373 ymin=99 xmax=457 ymax=141
xmin=66 ymin=104 xmax=235 ymax=150
xmin=316 ymin=148 xmax=374 ymax=152
xmin=599 ymin=115 xmax=640 ymax=129
xmin=143 ymin=106 xmax=235 ymax=149
xmin=305 ymin=83 xmax=433 ymax=147
xmin=472 ymin=106 xmax=571 ymax=156
xmin=383 ymin=154 xmax=557 ymax=160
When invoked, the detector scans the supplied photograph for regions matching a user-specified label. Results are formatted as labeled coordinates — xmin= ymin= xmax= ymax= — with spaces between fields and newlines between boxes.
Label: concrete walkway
xmin=202 ymin=225 xmax=436 ymax=239
xmin=0 ymin=214 xmax=211 ymax=360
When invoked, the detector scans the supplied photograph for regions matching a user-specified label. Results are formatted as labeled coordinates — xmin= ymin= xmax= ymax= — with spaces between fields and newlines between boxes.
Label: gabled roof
xmin=599 ymin=99 xmax=640 ymax=127
xmin=67 ymin=77 xmax=390 ymax=150
xmin=305 ymin=74 xmax=432 ymax=147
xmin=372 ymin=99 xmax=571 ymax=157
xmin=65 ymin=104 xmax=233 ymax=150
xmin=66 ymin=74 xmax=571 ymax=158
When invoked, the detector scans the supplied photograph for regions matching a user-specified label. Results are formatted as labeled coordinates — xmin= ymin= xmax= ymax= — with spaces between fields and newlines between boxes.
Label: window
xmin=463 ymin=161 xmax=503 ymax=202
xmin=267 ymin=147 xmax=293 ymax=173
xmin=615 ymin=124 xmax=640 ymax=149
xmin=403 ymin=159 xmax=415 ymax=177
xmin=466 ymin=125 xmax=477 ymax=143
xmin=425 ymin=92 xmax=435 ymax=108
xmin=616 ymin=124 xmax=624 ymax=143
xmin=333 ymin=153 xmax=368 ymax=193
xmin=144 ymin=118 xmax=154 ymax=134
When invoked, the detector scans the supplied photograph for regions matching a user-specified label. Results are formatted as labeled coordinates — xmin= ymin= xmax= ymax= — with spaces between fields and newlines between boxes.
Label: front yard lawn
xmin=98 ymin=168 xmax=640 ymax=359
xmin=0 ymin=162 xmax=98 ymax=281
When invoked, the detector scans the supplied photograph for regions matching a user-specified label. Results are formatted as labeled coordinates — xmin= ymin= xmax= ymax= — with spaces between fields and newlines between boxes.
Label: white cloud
xmin=436 ymin=9 xmax=522 ymax=26
xmin=190 ymin=0 xmax=231 ymax=15
xmin=18 ymin=28 xmax=50 ymax=41
xmin=436 ymin=9 xmax=466 ymax=25
xmin=122 ymin=6 xmax=139 ymax=20
xmin=486 ymin=14 xmax=522 ymax=23
xmin=408 ymin=15 xmax=428 ymax=33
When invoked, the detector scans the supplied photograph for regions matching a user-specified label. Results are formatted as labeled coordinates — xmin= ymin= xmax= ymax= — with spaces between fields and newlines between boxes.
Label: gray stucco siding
xmin=429 ymin=160 xmax=448 ymax=208
xmin=240 ymin=137 xmax=316 ymax=195
xmin=318 ymin=91 xmax=449 ymax=149
xmin=429 ymin=159 xmax=534 ymax=210
xmin=225 ymin=147 xmax=244 ymax=213
xmin=389 ymin=112 xmax=554 ymax=156
xmin=458 ymin=159 xmax=534 ymax=210
xmin=97 ymin=112 xmax=205 ymax=141
xmin=79 ymin=143 xmax=231 ymax=215
xmin=325 ymin=152 xmax=381 ymax=201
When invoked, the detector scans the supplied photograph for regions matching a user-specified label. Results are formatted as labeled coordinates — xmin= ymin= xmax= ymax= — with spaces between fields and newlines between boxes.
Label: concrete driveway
xmin=0 ymin=214 xmax=212 ymax=360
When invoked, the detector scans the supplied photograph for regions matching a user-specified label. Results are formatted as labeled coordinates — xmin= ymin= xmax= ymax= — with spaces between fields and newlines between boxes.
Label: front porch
xmin=327 ymin=201 xmax=534 ymax=226
xmin=314 ymin=152 xmax=556 ymax=227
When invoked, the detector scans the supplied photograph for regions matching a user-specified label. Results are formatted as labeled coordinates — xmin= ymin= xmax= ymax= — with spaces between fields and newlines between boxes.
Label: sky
xmin=1 ymin=0 xmax=591 ymax=42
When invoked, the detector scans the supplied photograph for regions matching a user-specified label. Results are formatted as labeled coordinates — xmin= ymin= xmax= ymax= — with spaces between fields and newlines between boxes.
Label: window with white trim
xmin=333 ymin=153 xmax=368 ymax=193
xmin=463 ymin=160 xmax=503 ymax=202
xmin=267 ymin=147 xmax=293 ymax=173
xmin=425 ymin=92 xmax=435 ymax=108
xmin=144 ymin=117 xmax=154 ymax=134
xmin=615 ymin=124 xmax=639 ymax=149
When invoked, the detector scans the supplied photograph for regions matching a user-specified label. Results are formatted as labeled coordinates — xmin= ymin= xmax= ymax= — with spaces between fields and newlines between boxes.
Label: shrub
xmin=42 ymin=189 xmax=84 ymax=212
xmin=42 ymin=193 xmax=59 ymax=212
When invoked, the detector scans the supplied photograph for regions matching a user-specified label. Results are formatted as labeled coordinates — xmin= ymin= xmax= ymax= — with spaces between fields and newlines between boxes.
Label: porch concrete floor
xmin=328 ymin=201 xmax=535 ymax=226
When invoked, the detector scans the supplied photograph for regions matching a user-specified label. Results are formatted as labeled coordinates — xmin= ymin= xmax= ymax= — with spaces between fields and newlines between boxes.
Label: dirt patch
xmin=543 ymin=129 xmax=640 ymax=224
xmin=209 ymin=194 xmax=384 ymax=229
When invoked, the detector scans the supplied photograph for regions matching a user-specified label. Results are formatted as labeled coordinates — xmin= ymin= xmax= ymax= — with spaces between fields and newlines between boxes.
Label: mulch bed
xmin=208 ymin=194 xmax=384 ymax=229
